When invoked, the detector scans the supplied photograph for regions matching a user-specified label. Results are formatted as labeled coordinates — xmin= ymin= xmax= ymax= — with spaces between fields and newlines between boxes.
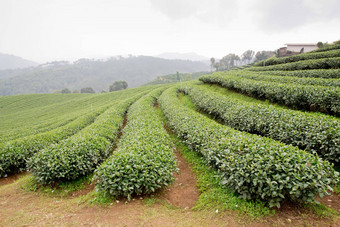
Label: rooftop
xmin=285 ymin=43 xmax=316 ymax=46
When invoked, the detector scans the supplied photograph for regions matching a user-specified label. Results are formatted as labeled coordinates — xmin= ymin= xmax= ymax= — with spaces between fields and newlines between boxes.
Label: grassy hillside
xmin=144 ymin=71 xmax=210 ymax=86
xmin=0 ymin=56 xmax=209 ymax=96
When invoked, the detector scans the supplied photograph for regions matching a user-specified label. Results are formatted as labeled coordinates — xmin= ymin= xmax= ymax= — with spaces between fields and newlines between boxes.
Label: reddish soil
xmin=112 ymin=113 xmax=128 ymax=151
xmin=159 ymin=149 xmax=200 ymax=209
xmin=154 ymin=100 xmax=200 ymax=209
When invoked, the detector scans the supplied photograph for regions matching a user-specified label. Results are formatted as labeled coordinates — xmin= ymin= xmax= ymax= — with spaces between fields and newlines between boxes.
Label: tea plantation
xmin=0 ymin=43 xmax=339 ymax=217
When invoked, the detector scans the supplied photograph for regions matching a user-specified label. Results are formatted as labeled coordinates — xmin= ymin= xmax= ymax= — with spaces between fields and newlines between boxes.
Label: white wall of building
xmin=286 ymin=44 xmax=318 ymax=53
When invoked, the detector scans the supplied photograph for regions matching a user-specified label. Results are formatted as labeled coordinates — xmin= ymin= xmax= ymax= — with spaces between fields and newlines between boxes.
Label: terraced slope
xmin=159 ymin=85 xmax=338 ymax=208
xmin=0 ymin=86 xmax=155 ymax=177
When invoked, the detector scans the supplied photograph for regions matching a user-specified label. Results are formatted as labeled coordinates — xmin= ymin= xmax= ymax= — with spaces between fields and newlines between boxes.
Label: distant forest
xmin=0 ymin=56 xmax=209 ymax=96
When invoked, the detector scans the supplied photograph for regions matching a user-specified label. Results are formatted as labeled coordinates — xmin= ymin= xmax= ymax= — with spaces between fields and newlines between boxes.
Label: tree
xmin=241 ymin=50 xmax=255 ymax=64
xmin=80 ymin=87 xmax=95 ymax=93
xmin=61 ymin=88 xmax=71 ymax=94
xmin=101 ymin=89 xmax=107 ymax=93
xmin=219 ymin=53 xmax=240 ymax=70
xmin=317 ymin=42 xmax=324 ymax=48
xmin=254 ymin=51 xmax=275 ymax=62
xmin=210 ymin=57 xmax=215 ymax=72
xmin=73 ymin=89 xmax=80 ymax=93
xmin=109 ymin=80 xmax=128 ymax=92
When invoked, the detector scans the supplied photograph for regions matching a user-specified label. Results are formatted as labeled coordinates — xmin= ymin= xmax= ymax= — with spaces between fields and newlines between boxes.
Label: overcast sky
xmin=0 ymin=0 xmax=339 ymax=63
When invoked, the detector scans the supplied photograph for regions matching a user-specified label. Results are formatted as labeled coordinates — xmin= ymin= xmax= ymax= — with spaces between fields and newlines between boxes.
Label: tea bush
xmin=253 ymin=49 xmax=340 ymax=67
xmin=28 ymin=94 xmax=144 ymax=184
xmin=246 ymin=69 xmax=340 ymax=79
xmin=159 ymin=86 xmax=338 ymax=208
xmin=249 ymin=57 xmax=340 ymax=71
xmin=181 ymin=83 xmax=340 ymax=163
xmin=0 ymin=107 xmax=107 ymax=177
xmin=200 ymin=73 xmax=340 ymax=116
xmin=93 ymin=88 xmax=177 ymax=199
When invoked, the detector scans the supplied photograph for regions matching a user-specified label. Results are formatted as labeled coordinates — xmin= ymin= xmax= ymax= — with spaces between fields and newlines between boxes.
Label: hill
xmin=0 ymin=56 xmax=209 ymax=96
xmin=0 ymin=53 xmax=38 ymax=71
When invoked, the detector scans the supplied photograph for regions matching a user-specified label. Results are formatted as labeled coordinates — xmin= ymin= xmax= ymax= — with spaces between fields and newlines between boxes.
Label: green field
xmin=1 ymin=43 xmax=340 ymax=225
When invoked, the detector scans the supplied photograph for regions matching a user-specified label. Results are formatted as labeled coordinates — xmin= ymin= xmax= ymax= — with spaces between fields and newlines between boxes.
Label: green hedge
xmin=200 ymin=73 xmax=340 ymax=117
xmin=248 ymin=57 xmax=340 ymax=71
xmin=28 ymin=94 xmax=144 ymax=184
xmin=181 ymin=84 xmax=340 ymax=163
xmin=93 ymin=88 xmax=177 ymax=199
xmin=254 ymin=49 xmax=340 ymax=67
xmin=159 ymin=86 xmax=338 ymax=208
xmin=246 ymin=69 xmax=340 ymax=79
xmin=227 ymin=71 xmax=340 ymax=87
xmin=0 ymin=106 xmax=108 ymax=177
xmin=310 ymin=44 xmax=340 ymax=53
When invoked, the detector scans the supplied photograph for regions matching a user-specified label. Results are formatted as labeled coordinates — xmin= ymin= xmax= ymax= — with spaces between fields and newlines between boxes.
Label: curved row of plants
xmin=310 ymin=44 xmax=340 ymax=53
xmin=227 ymin=70 xmax=340 ymax=87
xmin=28 ymin=94 xmax=145 ymax=184
xmin=245 ymin=69 xmax=340 ymax=79
xmin=200 ymin=73 xmax=340 ymax=117
xmin=93 ymin=88 xmax=177 ymax=200
xmin=253 ymin=49 xmax=340 ymax=67
xmin=248 ymin=57 xmax=340 ymax=71
xmin=159 ymin=86 xmax=339 ymax=208
xmin=180 ymin=83 xmax=340 ymax=163
xmin=0 ymin=105 xmax=109 ymax=177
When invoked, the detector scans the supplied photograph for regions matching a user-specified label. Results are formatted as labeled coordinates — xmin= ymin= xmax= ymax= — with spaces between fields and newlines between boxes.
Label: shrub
xmin=93 ymin=88 xmax=177 ymax=199
xmin=158 ymin=86 xmax=338 ymax=208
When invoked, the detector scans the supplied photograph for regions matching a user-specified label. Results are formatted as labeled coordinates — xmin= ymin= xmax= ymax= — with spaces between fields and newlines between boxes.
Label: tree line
xmin=57 ymin=80 xmax=129 ymax=94
xmin=210 ymin=50 xmax=275 ymax=71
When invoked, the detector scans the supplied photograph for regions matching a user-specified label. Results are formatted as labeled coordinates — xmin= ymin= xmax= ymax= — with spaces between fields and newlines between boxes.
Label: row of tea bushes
xmin=159 ymin=86 xmax=338 ymax=208
xmin=28 ymin=94 xmax=145 ymax=184
xmin=310 ymin=44 xmax=340 ymax=53
xmin=246 ymin=69 xmax=340 ymax=79
xmin=0 ymin=106 xmax=108 ymax=177
xmin=181 ymin=83 xmax=340 ymax=163
xmin=200 ymin=73 xmax=340 ymax=116
xmin=253 ymin=49 xmax=340 ymax=67
xmin=227 ymin=71 xmax=340 ymax=87
xmin=93 ymin=88 xmax=177 ymax=199
xmin=248 ymin=57 xmax=340 ymax=71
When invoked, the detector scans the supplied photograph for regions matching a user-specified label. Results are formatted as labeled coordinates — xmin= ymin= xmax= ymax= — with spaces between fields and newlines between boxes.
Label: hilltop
xmin=0 ymin=56 xmax=209 ymax=96
xmin=0 ymin=52 xmax=38 ymax=71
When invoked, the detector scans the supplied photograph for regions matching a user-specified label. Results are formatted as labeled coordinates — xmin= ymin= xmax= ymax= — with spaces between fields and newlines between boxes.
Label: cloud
xmin=149 ymin=0 xmax=238 ymax=27
xmin=253 ymin=0 xmax=340 ymax=32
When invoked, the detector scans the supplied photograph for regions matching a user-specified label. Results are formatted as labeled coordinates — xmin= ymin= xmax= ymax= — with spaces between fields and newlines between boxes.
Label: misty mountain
xmin=0 ymin=53 xmax=39 ymax=71
xmin=156 ymin=52 xmax=210 ymax=62
xmin=0 ymin=56 xmax=209 ymax=96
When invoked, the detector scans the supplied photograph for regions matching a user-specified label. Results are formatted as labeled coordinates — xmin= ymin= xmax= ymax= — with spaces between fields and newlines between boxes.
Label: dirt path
xmin=158 ymin=149 xmax=200 ymax=209
xmin=154 ymin=101 xmax=200 ymax=209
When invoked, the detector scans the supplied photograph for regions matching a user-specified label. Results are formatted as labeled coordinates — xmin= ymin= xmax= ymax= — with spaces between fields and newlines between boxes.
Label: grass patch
xmin=21 ymin=174 xmax=93 ymax=198
xmin=78 ymin=190 xmax=114 ymax=206
xmin=143 ymin=195 xmax=159 ymax=207
xmin=305 ymin=202 xmax=338 ymax=218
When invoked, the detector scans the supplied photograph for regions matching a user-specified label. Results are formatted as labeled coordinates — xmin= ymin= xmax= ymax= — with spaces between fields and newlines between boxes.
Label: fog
xmin=0 ymin=0 xmax=339 ymax=63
